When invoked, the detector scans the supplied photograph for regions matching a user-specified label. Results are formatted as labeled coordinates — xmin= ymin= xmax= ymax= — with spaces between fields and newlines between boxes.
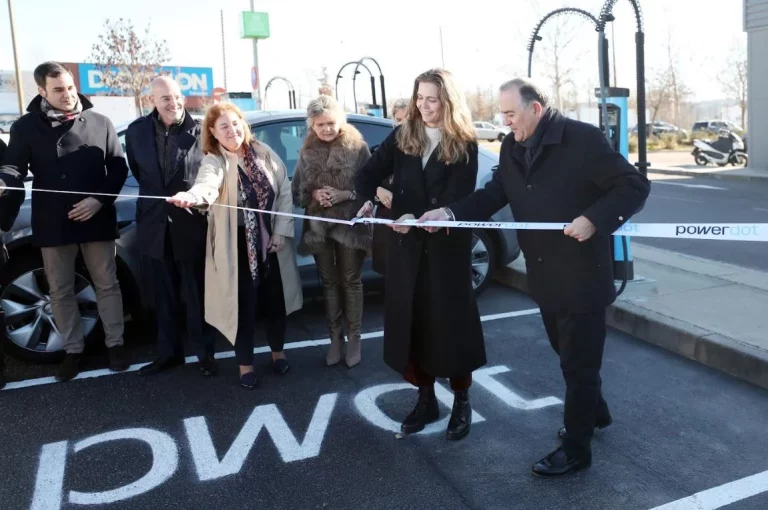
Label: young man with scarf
xmin=0 ymin=61 xmax=129 ymax=382
xmin=125 ymin=76 xmax=216 ymax=377
xmin=419 ymin=78 xmax=650 ymax=477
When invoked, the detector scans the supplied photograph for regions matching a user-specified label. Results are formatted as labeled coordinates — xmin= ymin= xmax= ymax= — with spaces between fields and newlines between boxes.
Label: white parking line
xmin=648 ymin=468 xmax=768 ymax=509
xmin=1 ymin=308 xmax=541 ymax=392
xmin=653 ymin=181 xmax=726 ymax=190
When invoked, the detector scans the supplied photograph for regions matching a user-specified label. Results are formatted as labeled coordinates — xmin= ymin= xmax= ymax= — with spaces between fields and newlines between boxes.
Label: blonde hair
xmin=305 ymin=95 xmax=347 ymax=129
xmin=201 ymin=103 xmax=254 ymax=154
xmin=396 ymin=68 xmax=476 ymax=164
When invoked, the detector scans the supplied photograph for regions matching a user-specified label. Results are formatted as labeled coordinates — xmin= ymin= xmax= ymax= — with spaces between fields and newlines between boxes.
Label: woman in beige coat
xmin=168 ymin=103 xmax=302 ymax=389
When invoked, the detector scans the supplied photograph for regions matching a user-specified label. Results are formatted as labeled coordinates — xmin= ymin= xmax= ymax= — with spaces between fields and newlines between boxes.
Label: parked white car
xmin=0 ymin=119 xmax=15 ymax=133
xmin=473 ymin=121 xmax=509 ymax=142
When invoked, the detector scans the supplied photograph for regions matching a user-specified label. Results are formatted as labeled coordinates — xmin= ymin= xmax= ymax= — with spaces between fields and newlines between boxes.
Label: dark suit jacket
xmin=450 ymin=111 xmax=650 ymax=312
xmin=125 ymin=110 xmax=207 ymax=261
xmin=0 ymin=94 xmax=128 ymax=247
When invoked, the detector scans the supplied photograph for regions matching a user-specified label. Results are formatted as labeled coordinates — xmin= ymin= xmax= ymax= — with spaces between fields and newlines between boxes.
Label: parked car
xmin=0 ymin=110 xmax=520 ymax=363
xmin=473 ymin=121 xmax=509 ymax=142
xmin=692 ymin=120 xmax=741 ymax=134
xmin=631 ymin=121 xmax=687 ymax=137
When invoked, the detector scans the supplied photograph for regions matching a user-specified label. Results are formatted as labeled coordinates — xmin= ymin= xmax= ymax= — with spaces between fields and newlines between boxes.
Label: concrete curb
xmin=648 ymin=166 xmax=768 ymax=182
xmin=494 ymin=264 xmax=768 ymax=391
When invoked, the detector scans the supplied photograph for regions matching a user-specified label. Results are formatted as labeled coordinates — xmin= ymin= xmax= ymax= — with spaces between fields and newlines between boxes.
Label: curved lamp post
xmin=264 ymin=76 xmax=297 ymax=109
xmin=599 ymin=0 xmax=647 ymax=175
xmin=354 ymin=56 xmax=387 ymax=118
xmin=335 ymin=60 xmax=373 ymax=113
xmin=526 ymin=8 xmax=615 ymax=166
xmin=527 ymin=8 xmax=602 ymax=80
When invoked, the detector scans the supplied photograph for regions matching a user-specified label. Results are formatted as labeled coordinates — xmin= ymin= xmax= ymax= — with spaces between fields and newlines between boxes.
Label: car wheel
xmin=497 ymin=133 xmax=505 ymax=142
xmin=471 ymin=230 xmax=496 ymax=295
xmin=0 ymin=251 xmax=100 ymax=363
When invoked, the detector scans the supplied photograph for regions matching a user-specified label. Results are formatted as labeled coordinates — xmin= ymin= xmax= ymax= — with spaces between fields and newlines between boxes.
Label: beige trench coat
xmin=188 ymin=141 xmax=303 ymax=346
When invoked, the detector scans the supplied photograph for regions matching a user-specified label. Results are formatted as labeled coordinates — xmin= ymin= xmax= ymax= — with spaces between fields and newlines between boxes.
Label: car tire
xmin=0 ymin=250 xmax=102 ymax=364
xmin=471 ymin=230 xmax=496 ymax=296
xmin=497 ymin=133 xmax=505 ymax=142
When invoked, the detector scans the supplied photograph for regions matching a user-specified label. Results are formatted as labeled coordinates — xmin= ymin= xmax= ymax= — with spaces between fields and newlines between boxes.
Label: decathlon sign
xmin=77 ymin=63 xmax=214 ymax=97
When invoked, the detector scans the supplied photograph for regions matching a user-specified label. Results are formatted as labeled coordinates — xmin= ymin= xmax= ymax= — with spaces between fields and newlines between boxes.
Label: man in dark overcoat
xmin=420 ymin=78 xmax=650 ymax=476
xmin=125 ymin=76 xmax=216 ymax=377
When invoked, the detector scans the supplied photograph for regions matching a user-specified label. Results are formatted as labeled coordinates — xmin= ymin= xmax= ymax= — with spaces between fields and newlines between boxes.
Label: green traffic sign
xmin=241 ymin=11 xmax=270 ymax=39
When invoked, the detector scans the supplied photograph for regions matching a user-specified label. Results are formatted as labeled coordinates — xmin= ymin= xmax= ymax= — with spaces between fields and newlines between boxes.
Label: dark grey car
xmin=0 ymin=110 xmax=519 ymax=363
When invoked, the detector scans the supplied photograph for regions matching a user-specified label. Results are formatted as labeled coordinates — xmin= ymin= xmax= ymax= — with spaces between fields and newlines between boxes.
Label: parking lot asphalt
xmin=2 ymin=284 xmax=768 ymax=510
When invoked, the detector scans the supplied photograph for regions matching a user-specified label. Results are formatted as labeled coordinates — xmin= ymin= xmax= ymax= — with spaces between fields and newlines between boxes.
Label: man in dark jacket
xmin=420 ymin=78 xmax=650 ymax=476
xmin=125 ymin=76 xmax=216 ymax=377
xmin=0 ymin=62 xmax=129 ymax=382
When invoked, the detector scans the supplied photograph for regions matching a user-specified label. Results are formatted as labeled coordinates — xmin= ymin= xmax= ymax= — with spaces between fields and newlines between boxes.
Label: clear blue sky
xmin=0 ymin=0 xmax=746 ymax=109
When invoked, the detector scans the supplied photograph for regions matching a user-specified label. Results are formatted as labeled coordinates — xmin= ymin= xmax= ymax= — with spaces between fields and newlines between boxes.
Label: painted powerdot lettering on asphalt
xmin=28 ymin=365 xmax=558 ymax=510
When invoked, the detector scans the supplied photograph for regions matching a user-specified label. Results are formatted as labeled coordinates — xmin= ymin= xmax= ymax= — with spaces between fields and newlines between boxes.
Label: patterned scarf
xmin=238 ymin=143 xmax=276 ymax=284
xmin=40 ymin=97 xmax=83 ymax=127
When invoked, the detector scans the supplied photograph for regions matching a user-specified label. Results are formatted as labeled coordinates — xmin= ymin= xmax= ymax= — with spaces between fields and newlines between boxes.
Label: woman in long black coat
xmin=356 ymin=68 xmax=486 ymax=441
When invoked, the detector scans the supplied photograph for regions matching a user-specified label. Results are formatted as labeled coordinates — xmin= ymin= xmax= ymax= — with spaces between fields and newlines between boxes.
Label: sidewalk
xmin=648 ymin=164 xmax=768 ymax=182
xmin=494 ymin=243 xmax=768 ymax=390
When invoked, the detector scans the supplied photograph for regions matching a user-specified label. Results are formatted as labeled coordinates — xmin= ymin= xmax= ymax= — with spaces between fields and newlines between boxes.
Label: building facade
xmin=745 ymin=0 xmax=768 ymax=171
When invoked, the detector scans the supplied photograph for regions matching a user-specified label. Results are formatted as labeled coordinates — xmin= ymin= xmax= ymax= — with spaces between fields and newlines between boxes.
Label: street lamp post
xmin=356 ymin=57 xmax=387 ymax=119
xmin=7 ymin=0 xmax=25 ymax=115
xmin=264 ymin=76 xmax=297 ymax=109
xmin=335 ymin=60 xmax=373 ymax=113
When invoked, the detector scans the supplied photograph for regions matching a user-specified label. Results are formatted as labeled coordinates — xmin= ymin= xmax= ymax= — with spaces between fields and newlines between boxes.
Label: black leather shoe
xmin=108 ymin=345 xmax=129 ymax=372
xmin=401 ymin=385 xmax=440 ymax=435
xmin=56 ymin=354 xmax=82 ymax=382
xmin=240 ymin=371 xmax=259 ymax=389
xmin=272 ymin=358 xmax=291 ymax=375
xmin=199 ymin=356 xmax=218 ymax=377
xmin=558 ymin=415 xmax=613 ymax=439
xmin=532 ymin=446 xmax=591 ymax=477
xmin=137 ymin=356 xmax=184 ymax=376
xmin=446 ymin=390 xmax=471 ymax=441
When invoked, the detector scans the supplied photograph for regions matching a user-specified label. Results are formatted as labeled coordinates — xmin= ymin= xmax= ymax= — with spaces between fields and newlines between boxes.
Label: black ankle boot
xmin=446 ymin=390 xmax=471 ymax=441
xmin=401 ymin=385 xmax=439 ymax=435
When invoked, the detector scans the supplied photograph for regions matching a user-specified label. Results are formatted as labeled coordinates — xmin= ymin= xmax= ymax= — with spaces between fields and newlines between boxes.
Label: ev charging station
xmin=596 ymin=87 xmax=634 ymax=281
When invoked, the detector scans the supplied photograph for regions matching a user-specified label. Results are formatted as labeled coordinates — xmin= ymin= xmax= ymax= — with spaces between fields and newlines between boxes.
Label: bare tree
xmin=317 ymin=66 xmax=333 ymax=96
xmin=539 ymin=17 xmax=584 ymax=112
xmin=89 ymin=18 xmax=171 ymax=116
xmin=646 ymin=68 xmax=672 ymax=125
xmin=664 ymin=31 xmax=692 ymax=130
xmin=718 ymin=40 xmax=748 ymax=129
xmin=465 ymin=87 xmax=499 ymax=122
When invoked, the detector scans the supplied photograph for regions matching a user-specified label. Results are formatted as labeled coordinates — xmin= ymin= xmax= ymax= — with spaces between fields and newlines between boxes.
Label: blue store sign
xmin=78 ymin=64 xmax=214 ymax=97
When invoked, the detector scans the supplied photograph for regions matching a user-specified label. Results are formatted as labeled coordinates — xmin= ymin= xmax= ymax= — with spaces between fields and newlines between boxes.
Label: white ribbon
xmin=3 ymin=186 xmax=768 ymax=242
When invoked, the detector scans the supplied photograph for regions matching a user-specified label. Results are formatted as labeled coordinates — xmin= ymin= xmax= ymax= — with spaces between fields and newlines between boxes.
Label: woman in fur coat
xmin=291 ymin=95 xmax=371 ymax=368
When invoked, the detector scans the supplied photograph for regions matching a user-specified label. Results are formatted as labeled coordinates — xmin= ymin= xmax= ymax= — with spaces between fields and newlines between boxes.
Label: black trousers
xmin=234 ymin=227 xmax=287 ymax=366
xmin=541 ymin=308 xmax=610 ymax=459
xmin=146 ymin=235 xmax=213 ymax=362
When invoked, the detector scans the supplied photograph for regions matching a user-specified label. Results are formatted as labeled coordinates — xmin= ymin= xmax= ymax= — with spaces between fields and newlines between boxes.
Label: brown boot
xmin=326 ymin=329 xmax=344 ymax=366
xmin=345 ymin=333 xmax=361 ymax=368
xmin=340 ymin=247 xmax=364 ymax=368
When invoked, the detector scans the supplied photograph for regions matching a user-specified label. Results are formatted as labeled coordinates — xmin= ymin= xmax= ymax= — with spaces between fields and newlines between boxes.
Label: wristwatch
xmin=349 ymin=190 xmax=357 ymax=201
